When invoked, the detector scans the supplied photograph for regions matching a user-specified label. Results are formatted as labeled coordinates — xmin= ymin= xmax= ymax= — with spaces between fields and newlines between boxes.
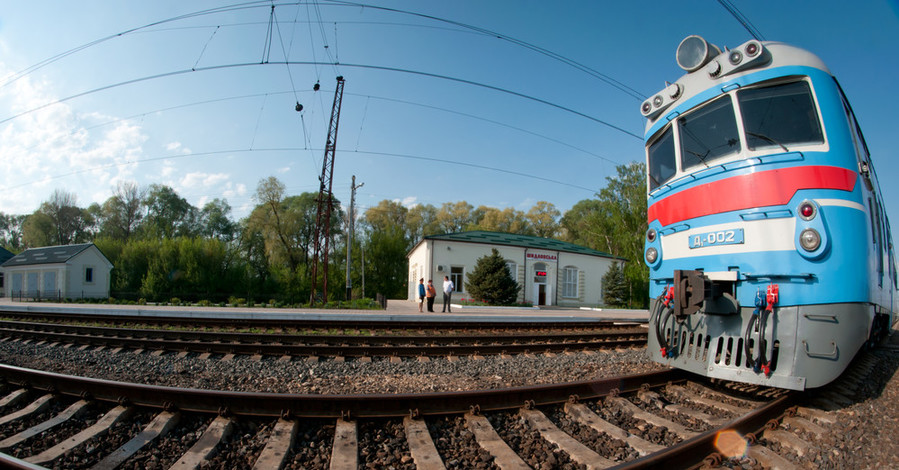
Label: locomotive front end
xmin=642 ymin=36 xmax=894 ymax=390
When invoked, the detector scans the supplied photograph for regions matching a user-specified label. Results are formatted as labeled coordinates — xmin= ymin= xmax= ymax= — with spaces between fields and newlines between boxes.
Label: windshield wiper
xmin=747 ymin=132 xmax=789 ymax=152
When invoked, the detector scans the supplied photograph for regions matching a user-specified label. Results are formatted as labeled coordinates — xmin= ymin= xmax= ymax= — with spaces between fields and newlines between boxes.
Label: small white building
xmin=1 ymin=243 xmax=113 ymax=300
xmin=407 ymin=231 xmax=624 ymax=307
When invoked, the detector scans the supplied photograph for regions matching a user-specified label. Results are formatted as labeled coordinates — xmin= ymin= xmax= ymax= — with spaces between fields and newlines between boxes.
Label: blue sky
xmin=1 ymin=1 xmax=897 ymax=238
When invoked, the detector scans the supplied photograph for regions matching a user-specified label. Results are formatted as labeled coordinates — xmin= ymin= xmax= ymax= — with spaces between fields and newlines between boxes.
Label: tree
xmin=560 ymin=199 xmax=605 ymax=249
xmin=142 ymin=184 xmax=196 ymax=239
xmin=363 ymin=224 xmax=408 ymax=298
xmin=602 ymin=262 xmax=628 ymax=307
xmin=362 ymin=200 xmax=408 ymax=233
xmin=527 ymin=201 xmax=561 ymax=238
xmin=406 ymin=204 xmax=439 ymax=244
xmin=465 ymin=248 xmax=520 ymax=305
xmin=99 ymin=181 xmax=145 ymax=240
xmin=38 ymin=189 xmax=89 ymax=245
xmin=435 ymin=201 xmax=478 ymax=233
xmin=561 ymin=162 xmax=648 ymax=307
xmin=0 ymin=213 xmax=26 ymax=251
xmin=21 ymin=212 xmax=53 ymax=248
xmin=472 ymin=206 xmax=532 ymax=235
xmin=249 ymin=177 xmax=306 ymax=272
xmin=199 ymin=198 xmax=237 ymax=241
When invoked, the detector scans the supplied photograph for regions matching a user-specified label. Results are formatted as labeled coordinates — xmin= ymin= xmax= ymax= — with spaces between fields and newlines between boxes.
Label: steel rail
xmin=0 ymin=309 xmax=645 ymax=329
xmin=0 ymin=324 xmax=647 ymax=357
xmin=0 ymin=331 xmax=647 ymax=357
xmin=0 ymin=320 xmax=646 ymax=343
xmin=608 ymin=390 xmax=802 ymax=470
xmin=0 ymin=364 xmax=686 ymax=418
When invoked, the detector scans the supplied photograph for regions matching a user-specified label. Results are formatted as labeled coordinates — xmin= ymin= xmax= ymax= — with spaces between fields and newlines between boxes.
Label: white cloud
xmin=396 ymin=196 xmax=418 ymax=208
xmin=0 ymin=69 xmax=148 ymax=214
xmin=180 ymin=171 xmax=229 ymax=189
xmin=166 ymin=141 xmax=191 ymax=154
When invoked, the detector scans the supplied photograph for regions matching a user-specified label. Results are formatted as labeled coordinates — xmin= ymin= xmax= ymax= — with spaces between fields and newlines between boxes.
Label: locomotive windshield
xmin=679 ymin=96 xmax=741 ymax=170
xmin=739 ymin=81 xmax=824 ymax=150
xmin=647 ymin=79 xmax=824 ymax=192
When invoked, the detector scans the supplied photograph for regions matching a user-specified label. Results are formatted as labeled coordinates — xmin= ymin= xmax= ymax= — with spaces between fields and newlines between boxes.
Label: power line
xmin=2 ymin=1 xmax=644 ymax=102
xmin=2 ymin=146 xmax=602 ymax=196
xmin=716 ymin=0 xmax=765 ymax=41
xmin=0 ymin=60 xmax=642 ymax=140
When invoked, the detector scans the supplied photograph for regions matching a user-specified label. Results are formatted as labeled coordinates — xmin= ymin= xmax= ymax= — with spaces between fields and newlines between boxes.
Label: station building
xmin=407 ymin=231 xmax=624 ymax=307
xmin=1 ymin=243 xmax=113 ymax=300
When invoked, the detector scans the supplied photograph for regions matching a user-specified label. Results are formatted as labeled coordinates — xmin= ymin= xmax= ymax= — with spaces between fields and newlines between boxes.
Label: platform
xmin=0 ymin=298 xmax=648 ymax=323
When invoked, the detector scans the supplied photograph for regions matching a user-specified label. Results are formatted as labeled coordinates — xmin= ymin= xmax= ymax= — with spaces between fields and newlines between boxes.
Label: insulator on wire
xmin=295 ymin=102 xmax=303 ymax=112
xmin=313 ymin=81 xmax=320 ymax=91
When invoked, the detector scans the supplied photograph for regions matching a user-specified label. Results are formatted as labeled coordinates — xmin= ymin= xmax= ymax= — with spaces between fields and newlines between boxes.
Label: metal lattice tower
xmin=309 ymin=76 xmax=345 ymax=305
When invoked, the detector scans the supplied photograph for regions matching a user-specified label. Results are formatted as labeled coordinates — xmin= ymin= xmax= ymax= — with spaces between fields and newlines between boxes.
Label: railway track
xmin=0 ymin=318 xmax=647 ymax=359
xmin=0 ymin=355 xmax=877 ymax=470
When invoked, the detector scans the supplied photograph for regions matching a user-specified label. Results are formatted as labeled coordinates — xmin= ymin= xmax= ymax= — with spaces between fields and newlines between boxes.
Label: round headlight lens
xmin=646 ymin=229 xmax=657 ymax=242
xmin=799 ymin=228 xmax=821 ymax=252
xmin=729 ymin=50 xmax=743 ymax=65
xmin=641 ymin=101 xmax=652 ymax=115
xmin=645 ymin=247 xmax=659 ymax=264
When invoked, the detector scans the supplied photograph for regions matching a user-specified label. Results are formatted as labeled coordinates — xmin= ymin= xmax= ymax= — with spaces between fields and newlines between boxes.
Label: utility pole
xmin=345 ymin=175 xmax=364 ymax=300
xmin=309 ymin=76 xmax=346 ymax=305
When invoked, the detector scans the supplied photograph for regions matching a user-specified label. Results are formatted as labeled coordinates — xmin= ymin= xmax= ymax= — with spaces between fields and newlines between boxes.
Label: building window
xmin=0 ymin=272 xmax=3 ymax=289
xmin=505 ymin=261 xmax=517 ymax=280
xmin=85 ymin=267 xmax=94 ymax=283
xmin=563 ymin=266 xmax=578 ymax=298
xmin=450 ymin=266 xmax=463 ymax=292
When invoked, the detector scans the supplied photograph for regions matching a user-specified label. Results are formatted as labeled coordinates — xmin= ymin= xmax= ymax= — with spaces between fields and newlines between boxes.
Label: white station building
xmin=1 ymin=243 xmax=113 ymax=300
xmin=407 ymin=231 xmax=624 ymax=307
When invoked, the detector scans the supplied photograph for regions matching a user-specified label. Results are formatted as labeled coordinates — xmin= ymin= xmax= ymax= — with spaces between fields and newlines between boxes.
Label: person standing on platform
xmin=426 ymin=280 xmax=437 ymax=312
xmin=442 ymin=275 xmax=455 ymax=313
xmin=417 ymin=278 xmax=426 ymax=312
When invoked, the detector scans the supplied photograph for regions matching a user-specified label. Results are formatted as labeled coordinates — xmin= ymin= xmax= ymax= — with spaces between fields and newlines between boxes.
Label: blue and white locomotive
xmin=642 ymin=35 xmax=897 ymax=390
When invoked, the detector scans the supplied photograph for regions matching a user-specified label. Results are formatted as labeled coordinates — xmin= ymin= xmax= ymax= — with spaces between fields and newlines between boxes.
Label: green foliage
xmin=464 ymin=248 xmax=520 ymax=305
xmin=562 ymin=162 xmax=648 ymax=307
xmin=364 ymin=224 xmax=409 ymax=298
xmin=602 ymin=262 xmax=629 ymax=307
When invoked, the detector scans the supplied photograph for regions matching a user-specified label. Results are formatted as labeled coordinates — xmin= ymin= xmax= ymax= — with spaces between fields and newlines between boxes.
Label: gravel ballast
xmin=0 ymin=341 xmax=659 ymax=394
xmin=3 ymin=336 xmax=899 ymax=468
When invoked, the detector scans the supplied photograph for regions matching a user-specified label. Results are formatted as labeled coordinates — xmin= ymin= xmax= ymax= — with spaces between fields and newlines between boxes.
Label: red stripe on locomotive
xmin=647 ymin=166 xmax=857 ymax=226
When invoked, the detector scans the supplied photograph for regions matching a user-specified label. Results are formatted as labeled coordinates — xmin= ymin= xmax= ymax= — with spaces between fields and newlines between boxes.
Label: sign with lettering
xmin=526 ymin=252 xmax=557 ymax=261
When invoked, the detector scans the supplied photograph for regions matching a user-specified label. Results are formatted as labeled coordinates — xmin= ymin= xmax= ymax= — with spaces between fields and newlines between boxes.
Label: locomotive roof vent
xmin=677 ymin=35 xmax=721 ymax=72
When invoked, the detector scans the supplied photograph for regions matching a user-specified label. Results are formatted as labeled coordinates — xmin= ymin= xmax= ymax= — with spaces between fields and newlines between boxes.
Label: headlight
xmin=645 ymin=247 xmax=659 ymax=264
xmin=646 ymin=229 xmax=657 ymax=242
xmin=799 ymin=228 xmax=821 ymax=252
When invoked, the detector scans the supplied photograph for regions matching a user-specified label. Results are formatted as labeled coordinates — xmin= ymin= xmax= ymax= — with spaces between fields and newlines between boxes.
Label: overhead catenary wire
xmin=716 ymin=0 xmax=765 ymax=41
xmin=192 ymin=25 xmax=221 ymax=70
xmin=0 ymin=60 xmax=643 ymax=140
xmin=1 ymin=1 xmax=643 ymax=103
xmin=3 ymin=146 xmax=600 ymax=196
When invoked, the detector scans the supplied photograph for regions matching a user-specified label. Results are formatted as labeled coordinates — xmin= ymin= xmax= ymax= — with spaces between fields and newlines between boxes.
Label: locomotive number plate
xmin=689 ymin=228 xmax=744 ymax=249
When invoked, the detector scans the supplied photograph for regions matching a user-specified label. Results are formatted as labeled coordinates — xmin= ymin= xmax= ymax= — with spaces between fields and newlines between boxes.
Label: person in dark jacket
xmin=417 ymin=278 xmax=426 ymax=312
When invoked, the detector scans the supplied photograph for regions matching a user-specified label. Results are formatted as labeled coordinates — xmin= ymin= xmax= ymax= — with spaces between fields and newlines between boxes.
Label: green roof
xmin=423 ymin=231 xmax=623 ymax=260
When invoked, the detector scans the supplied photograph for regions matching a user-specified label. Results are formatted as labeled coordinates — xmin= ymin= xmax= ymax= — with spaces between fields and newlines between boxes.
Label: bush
xmin=602 ymin=262 xmax=629 ymax=307
xmin=465 ymin=248 xmax=521 ymax=305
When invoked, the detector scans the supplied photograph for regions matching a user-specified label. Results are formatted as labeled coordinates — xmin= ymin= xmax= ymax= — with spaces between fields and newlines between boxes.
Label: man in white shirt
xmin=442 ymin=276 xmax=454 ymax=313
